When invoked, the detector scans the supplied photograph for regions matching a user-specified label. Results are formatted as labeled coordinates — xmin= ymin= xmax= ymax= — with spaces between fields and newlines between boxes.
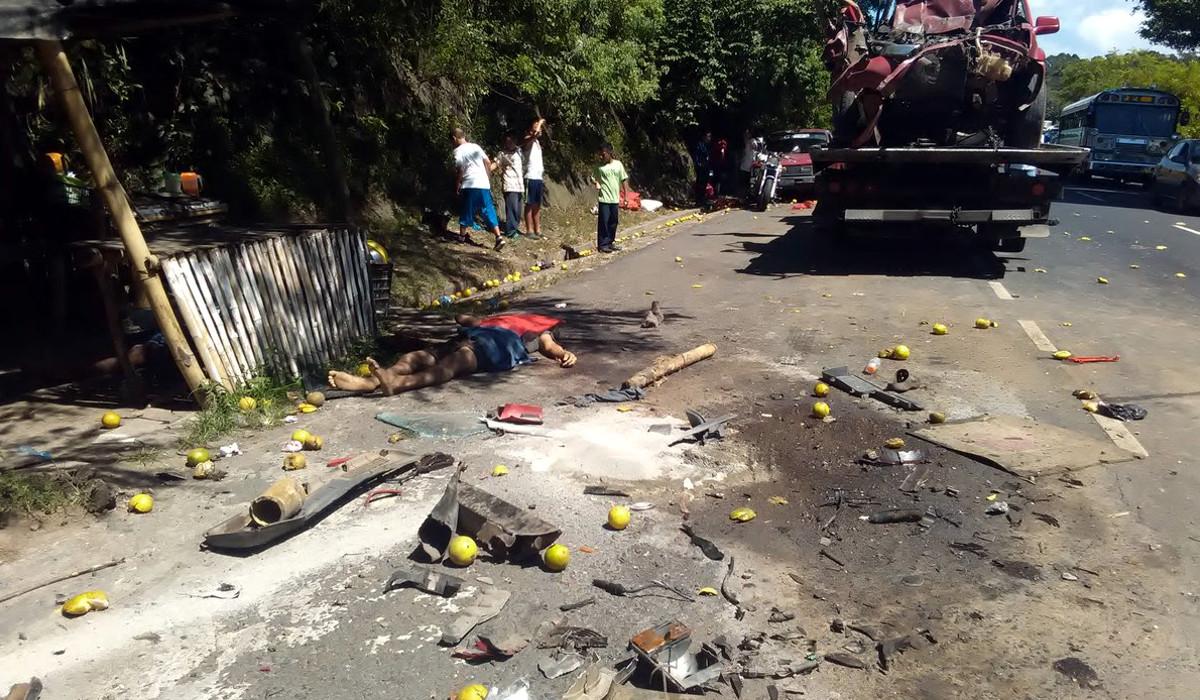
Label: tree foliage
xmin=7 ymin=0 xmax=837 ymax=221
xmin=1046 ymin=51 xmax=1200 ymax=139
xmin=1138 ymin=0 xmax=1200 ymax=52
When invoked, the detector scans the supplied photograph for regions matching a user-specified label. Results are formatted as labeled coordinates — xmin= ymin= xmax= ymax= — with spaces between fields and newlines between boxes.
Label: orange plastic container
xmin=180 ymin=172 xmax=202 ymax=196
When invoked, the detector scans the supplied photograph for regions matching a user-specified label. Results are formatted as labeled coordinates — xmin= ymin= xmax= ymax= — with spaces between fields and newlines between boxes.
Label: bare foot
xmin=367 ymin=357 xmax=404 ymax=396
xmin=328 ymin=370 xmax=379 ymax=393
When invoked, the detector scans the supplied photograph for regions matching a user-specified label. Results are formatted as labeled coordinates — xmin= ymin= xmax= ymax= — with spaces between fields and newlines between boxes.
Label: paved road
xmin=5 ymin=185 xmax=1199 ymax=700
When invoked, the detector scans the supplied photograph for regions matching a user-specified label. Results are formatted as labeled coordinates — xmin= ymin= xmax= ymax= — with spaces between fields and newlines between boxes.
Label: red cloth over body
xmin=478 ymin=314 xmax=563 ymax=341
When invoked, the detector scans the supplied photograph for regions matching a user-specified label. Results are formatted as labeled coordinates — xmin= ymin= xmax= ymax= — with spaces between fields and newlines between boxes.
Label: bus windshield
xmin=1093 ymin=104 xmax=1178 ymax=138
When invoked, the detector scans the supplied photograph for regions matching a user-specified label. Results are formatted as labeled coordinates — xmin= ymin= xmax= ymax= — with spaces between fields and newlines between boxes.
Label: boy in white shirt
xmin=522 ymin=118 xmax=547 ymax=239
xmin=452 ymin=128 xmax=505 ymax=250
xmin=495 ymin=133 xmax=529 ymax=240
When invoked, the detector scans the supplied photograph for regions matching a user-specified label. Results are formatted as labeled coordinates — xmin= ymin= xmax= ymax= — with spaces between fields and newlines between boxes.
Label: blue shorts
xmin=525 ymin=179 xmax=545 ymax=207
xmin=459 ymin=188 xmax=499 ymax=229
xmin=459 ymin=326 xmax=532 ymax=373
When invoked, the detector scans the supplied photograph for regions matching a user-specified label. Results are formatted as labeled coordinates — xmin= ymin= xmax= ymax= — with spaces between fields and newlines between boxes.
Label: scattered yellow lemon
xmin=61 ymin=591 xmax=109 ymax=617
xmin=306 ymin=392 xmax=326 ymax=407
xmin=561 ymin=263 xmax=569 ymax=269
xmin=1079 ymin=236 xmax=1092 ymax=241
xmin=697 ymin=587 xmax=719 ymax=596
xmin=1176 ymin=273 xmax=1188 ymax=279
xmin=1097 ymin=277 xmax=1108 ymax=284
xmin=878 ymin=348 xmax=893 ymax=359
xmin=432 ymin=299 xmax=441 ymax=307
xmin=456 ymin=684 xmax=489 ymax=700
xmin=356 ymin=362 xmax=371 ymax=377
xmin=296 ymin=403 xmax=318 ymax=413
xmin=1129 ymin=264 xmax=1140 ymax=269
xmin=1052 ymin=350 xmax=1073 ymax=360
xmin=974 ymin=318 xmax=992 ymax=329
xmin=291 ymin=429 xmax=311 ymax=443
xmin=236 ymin=396 xmax=257 ymax=412
xmin=813 ymin=382 xmax=830 ymax=397
xmin=448 ymin=535 xmax=479 ymax=566
xmin=812 ymin=402 xmax=831 ymax=419
xmin=929 ymin=412 xmax=947 ymax=424
xmin=101 ymin=411 xmax=121 ymax=429
xmin=730 ymin=507 xmax=757 ymax=522
xmin=608 ymin=506 xmax=631 ymax=531
xmin=675 ymin=256 xmax=683 ymax=262
xmin=932 ymin=323 xmax=949 ymax=335
xmin=885 ymin=438 xmax=906 ymax=449
xmin=303 ymin=435 xmax=324 ymax=451
xmin=492 ymin=465 xmax=509 ymax=477
xmin=544 ymin=544 xmax=570 ymax=571
xmin=186 ymin=447 xmax=210 ymax=467
xmin=283 ymin=453 xmax=307 ymax=470
xmin=891 ymin=345 xmax=911 ymax=361
xmin=1082 ymin=400 xmax=1100 ymax=413
xmin=128 ymin=493 xmax=153 ymax=513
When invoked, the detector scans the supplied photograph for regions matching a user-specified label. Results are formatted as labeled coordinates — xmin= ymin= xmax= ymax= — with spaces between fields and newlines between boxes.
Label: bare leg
xmin=370 ymin=347 xmax=479 ymax=396
xmin=388 ymin=349 xmax=440 ymax=375
xmin=328 ymin=370 xmax=379 ymax=392
xmin=528 ymin=204 xmax=542 ymax=236
xmin=455 ymin=314 xmax=481 ymax=327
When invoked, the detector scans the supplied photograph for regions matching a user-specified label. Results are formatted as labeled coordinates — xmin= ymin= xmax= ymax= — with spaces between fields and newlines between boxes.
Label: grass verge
xmin=0 ymin=470 xmax=83 ymax=517
xmin=174 ymin=375 xmax=299 ymax=451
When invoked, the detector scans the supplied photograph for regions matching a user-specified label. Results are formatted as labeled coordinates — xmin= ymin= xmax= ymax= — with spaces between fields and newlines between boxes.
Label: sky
xmin=1030 ymin=0 xmax=1167 ymax=57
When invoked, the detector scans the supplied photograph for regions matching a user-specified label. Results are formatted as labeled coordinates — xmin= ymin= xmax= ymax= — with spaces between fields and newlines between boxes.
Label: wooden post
xmin=35 ymin=40 xmax=208 ymax=402
xmin=622 ymin=343 xmax=718 ymax=390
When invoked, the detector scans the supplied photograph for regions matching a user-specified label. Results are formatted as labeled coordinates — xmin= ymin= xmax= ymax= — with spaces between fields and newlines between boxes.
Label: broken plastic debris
xmin=218 ymin=443 xmax=242 ymax=458
xmin=627 ymin=502 xmax=655 ymax=511
xmin=554 ymin=303 xmax=568 ymax=309
xmin=188 ymin=582 xmax=241 ymax=599
xmin=281 ymin=440 xmax=303 ymax=453
xmin=283 ymin=415 xmax=298 ymax=424
xmin=986 ymin=501 xmax=1010 ymax=515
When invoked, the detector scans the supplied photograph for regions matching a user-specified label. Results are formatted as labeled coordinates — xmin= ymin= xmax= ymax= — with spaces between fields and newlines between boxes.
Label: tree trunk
xmin=288 ymin=29 xmax=354 ymax=223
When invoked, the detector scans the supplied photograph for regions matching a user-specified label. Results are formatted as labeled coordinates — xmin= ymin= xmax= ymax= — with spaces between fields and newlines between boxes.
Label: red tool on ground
xmin=1066 ymin=355 xmax=1121 ymax=364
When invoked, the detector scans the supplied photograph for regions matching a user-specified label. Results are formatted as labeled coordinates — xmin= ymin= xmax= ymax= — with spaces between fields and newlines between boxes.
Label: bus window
xmin=1094 ymin=105 xmax=1178 ymax=138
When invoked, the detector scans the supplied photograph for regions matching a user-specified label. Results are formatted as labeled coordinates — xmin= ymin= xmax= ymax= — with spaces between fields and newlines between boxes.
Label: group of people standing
xmin=451 ymin=119 xmax=631 ymax=255
xmin=692 ymin=129 xmax=759 ymax=205
xmin=452 ymin=119 xmax=548 ymax=250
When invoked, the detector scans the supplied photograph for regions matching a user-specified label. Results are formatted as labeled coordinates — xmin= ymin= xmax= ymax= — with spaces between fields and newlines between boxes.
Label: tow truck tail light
xmin=1031 ymin=183 xmax=1045 ymax=196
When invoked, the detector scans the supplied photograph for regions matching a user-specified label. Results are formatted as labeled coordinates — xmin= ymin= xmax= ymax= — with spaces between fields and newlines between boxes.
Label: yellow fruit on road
xmin=561 ymin=263 xmax=569 ymax=269
xmin=730 ymin=507 xmax=757 ymax=522
xmin=186 ymin=447 xmax=211 ymax=467
xmin=608 ymin=506 xmax=631 ymax=531
xmin=812 ymin=402 xmax=831 ymax=419
xmin=1052 ymin=350 xmax=1073 ymax=360
xmin=101 ymin=411 xmax=121 ymax=429
xmin=891 ymin=345 xmax=911 ymax=361
xmin=543 ymin=544 xmax=570 ymax=571
xmin=193 ymin=461 xmax=214 ymax=479
xmin=291 ymin=429 xmax=311 ymax=443
xmin=432 ymin=299 xmax=441 ymax=307
xmin=306 ymin=392 xmax=326 ymax=407
xmin=675 ymin=256 xmax=683 ymax=262
xmin=356 ymin=362 xmax=371 ymax=377
xmin=128 ymin=493 xmax=153 ymax=513
xmin=1177 ymin=273 xmax=1188 ymax=279
xmin=238 ymin=397 xmax=257 ymax=412
xmin=929 ymin=412 xmax=947 ymax=424
xmin=974 ymin=318 xmax=992 ymax=329
xmin=877 ymin=348 xmax=893 ymax=359
xmin=283 ymin=453 xmax=307 ymax=471
xmin=1082 ymin=400 xmax=1100 ymax=413
xmin=61 ymin=590 xmax=109 ymax=617
xmin=456 ymin=684 xmax=488 ymax=700
xmin=491 ymin=465 xmax=509 ymax=477
xmin=303 ymin=435 xmax=324 ymax=451
xmin=1097 ymin=277 xmax=1109 ymax=284
xmin=448 ymin=535 xmax=478 ymax=566
xmin=932 ymin=323 xmax=949 ymax=335
xmin=296 ymin=403 xmax=318 ymax=413
xmin=885 ymin=438 xmax=906 ymax=449
xmin=813 ymin=382 xmax=830 ymax=397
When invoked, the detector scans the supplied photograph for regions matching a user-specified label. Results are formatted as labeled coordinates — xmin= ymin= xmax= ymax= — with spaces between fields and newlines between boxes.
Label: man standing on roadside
xmin=453 ymin=128 xmax=506 ymax=250
xmin=522 ymin=118 xmax=547 ymax=241
xmin=738 ymin=128 xmax=756 ymax=198
xmin=495 ymin=133 xmax=524 ymax=240
xmin=691 ymin=131 xmax=711 ymax=206
xmin=592 ymin=142 xmax=628 ymax=254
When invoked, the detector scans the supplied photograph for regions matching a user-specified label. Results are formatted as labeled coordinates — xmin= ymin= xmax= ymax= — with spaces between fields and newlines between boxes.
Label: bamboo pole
xmin=199 ymin=251 xmax=254 ymax=379
xmin=214 ymin=248 xmax=264 ymax=371
xmin=233 ymin=244 xmax=279 ymax=374
xmin=179 ymin=254 xmax=241 ymax=386
xmin=35 ymin=40 xmax=207 ymax=402
xmin=299 ymin=232 xmax=344 ymax=358
xmin=248 ymin=240 xmax=303 ymax=376
xmin=622 ymin=343 xmax=718 ymax=390
xmin=265 ymin=236 xmax=316 ymax=370
xmin=161 ymin=260 xmax=225 ymax=387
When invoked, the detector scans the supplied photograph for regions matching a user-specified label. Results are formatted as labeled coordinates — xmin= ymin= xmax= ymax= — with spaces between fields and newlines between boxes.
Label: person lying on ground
xmin=326 ymin=313 xmax=575 ymax=396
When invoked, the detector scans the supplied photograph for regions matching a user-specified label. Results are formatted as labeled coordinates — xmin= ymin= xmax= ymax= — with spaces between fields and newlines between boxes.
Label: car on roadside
xmin=765 ymin=129 xmax=831 ymax=198
xmin=1151 ymin=138 xmax=1200 ymax=212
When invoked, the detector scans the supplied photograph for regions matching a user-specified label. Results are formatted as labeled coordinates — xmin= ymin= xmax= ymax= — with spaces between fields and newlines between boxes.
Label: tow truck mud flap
xmin=1019 ymin=224 xmax=1050 ymax=239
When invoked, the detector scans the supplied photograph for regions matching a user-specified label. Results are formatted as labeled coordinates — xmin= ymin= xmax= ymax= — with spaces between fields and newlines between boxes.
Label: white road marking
xmin=1017 ymin=319 xmax=1149 ymax=458
xmin=1173 ymin=223 xmax=1200 ymax=236
xmin=1077 ymin=192 xmax=1106 ymax=202
xmin=1018 ymin=319 xmax=1057 ymax=352
xmin=988 ymin=281 xmax=1014 ymax=300
xmin=1090 ymin=414 xmax=1150 ymax=458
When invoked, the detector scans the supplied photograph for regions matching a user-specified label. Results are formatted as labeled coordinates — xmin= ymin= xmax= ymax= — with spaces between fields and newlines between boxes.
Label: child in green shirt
xmin=592 ymin=142 xmax=629 ymax=253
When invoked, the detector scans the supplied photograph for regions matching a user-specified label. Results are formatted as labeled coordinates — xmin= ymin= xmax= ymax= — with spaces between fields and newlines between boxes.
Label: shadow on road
xmin=736 ymin=216 xmax=1010 ymax=280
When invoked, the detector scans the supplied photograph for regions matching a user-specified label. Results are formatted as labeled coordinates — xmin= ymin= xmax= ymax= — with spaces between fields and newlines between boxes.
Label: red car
xmin=766 ymin=129 xmax=832 ymax=196
xmin=822 ymin=0 xmax=1060 ymax=148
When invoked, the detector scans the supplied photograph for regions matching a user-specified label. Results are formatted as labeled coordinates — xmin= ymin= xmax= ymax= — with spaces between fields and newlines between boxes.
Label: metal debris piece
xmin=861 ymin=508 xmax=925 ymax=524
xmin=670 ymin=410 xmax=737 ymax=446
xmin=560 ymin=597 xmax=596 ymax=612
xmin=949 ymin=542 xmax=988 ymax=557
xmin=824 ymin=653 xmax=867 ymax=669
xmin=384 ymin=564 xmax=464 ymax=598
xmin=440 ymin=588 xmax=511 ymax=646
xmin=538 ymin=626 xmax=608 ymax=651
xmin=539 ymin=652 xmax=587 ymax=679
xmin=187 ymin=583 xmax=241 ymax=599
xmin=592 ymin=579 xmax=693 ymax=602
xmin=630 ymin=621 xmax=724 ymax=691
xmin=986 ymin=501 xmax=1010 ymax=515
xmin=879 ymin=448 xmax=926 ymax=465
xmin=822 ymin=366 xmax=923 ymax=411
xmin=584 ymin=486 xmax=631 ymax=497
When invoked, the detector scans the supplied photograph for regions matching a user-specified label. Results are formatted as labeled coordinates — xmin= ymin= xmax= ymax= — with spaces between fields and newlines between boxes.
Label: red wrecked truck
xmin=812 ymin=0 xmax=1087 ymax=252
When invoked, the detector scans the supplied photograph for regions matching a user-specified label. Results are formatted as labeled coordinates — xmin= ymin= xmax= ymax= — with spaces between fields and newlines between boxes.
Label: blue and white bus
xmin=1056 ymin=87 xmax=1188 ymax=184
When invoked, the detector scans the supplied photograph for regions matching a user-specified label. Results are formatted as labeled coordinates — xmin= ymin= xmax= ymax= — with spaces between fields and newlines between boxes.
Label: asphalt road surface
xmin=3 ymin=181 xmax=1199 ymax=700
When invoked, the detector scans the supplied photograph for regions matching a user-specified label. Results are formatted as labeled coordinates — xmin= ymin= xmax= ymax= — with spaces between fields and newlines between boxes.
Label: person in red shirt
xmin=327 ymin=313 xmax=575 ymax=395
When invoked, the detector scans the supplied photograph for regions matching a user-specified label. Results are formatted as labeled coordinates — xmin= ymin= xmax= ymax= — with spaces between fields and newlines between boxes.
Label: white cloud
xmin=1031 ymin=0 xmax=1168 ymax=57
